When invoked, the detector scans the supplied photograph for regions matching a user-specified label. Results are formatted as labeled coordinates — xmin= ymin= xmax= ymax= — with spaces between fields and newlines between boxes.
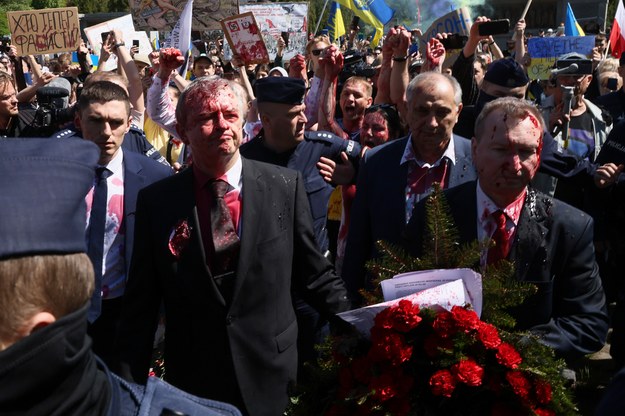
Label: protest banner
xmin=221 ymin=12 xmax=270 ymax=65
xmin=130 ymin=0 xmax=238 ymax=32
xmin=420 ymin=7 xmax=472 ymax=46
xmin=162 ymin=0 xmax=193 ymax=76
xmin=239 ymin=3 xmax=308 ymax=60
xmin=7 ymin=7 xmax=80 ymax=55
xmin=527 ymin=35 xmax=595 ymax=80
xmin=83 ymin=14 xmax=152 ymax=71
xmin=83 ymin=14 xmax=152 ymax=56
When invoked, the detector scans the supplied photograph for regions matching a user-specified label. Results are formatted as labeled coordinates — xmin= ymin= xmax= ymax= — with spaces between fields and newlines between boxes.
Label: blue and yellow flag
xmin=565 ymin=3 xmax=585 ymax=37
xmin=335 ymin=0 xmax=394 ymax=46
xmin=326 ymin=2 xmax=346 ymax=42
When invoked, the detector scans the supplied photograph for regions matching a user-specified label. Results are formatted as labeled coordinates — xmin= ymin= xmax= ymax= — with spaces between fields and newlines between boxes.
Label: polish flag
xmin=610 ymin=0 xmax=625 ymax=58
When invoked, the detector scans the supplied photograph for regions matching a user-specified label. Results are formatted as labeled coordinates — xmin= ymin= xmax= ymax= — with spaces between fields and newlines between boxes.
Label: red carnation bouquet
xmin=289 ymin=300 xmax=576 ymax=416
xmin=288 ymin=188 xmax=576 ymax=415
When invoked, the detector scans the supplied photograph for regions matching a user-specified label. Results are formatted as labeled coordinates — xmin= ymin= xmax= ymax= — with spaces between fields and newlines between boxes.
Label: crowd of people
xmin=2 ymin=14 xmax=625 ymax=416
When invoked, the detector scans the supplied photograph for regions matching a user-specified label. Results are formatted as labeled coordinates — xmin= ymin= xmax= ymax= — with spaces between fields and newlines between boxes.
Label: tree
xmin=31 ymin=0 xmax=67 ymax=8
xmin=66 ymin=0 xmax=109 ymax=13
xmin=0 ymin=0 xmax=32 ymax=36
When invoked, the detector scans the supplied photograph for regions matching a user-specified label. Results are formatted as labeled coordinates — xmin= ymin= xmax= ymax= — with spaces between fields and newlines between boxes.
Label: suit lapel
xmin=175 ymin=168 xmax=228 ymax=307
xmin=448 ymin=135 xmax=477 ymax=188
xmin=231 ymin=158 xmax=264 ymax=303
xmin=123 ymin=153 xmax=142 ymax=277
xmin=386 ymin=137 xmax=410 ymax=229
xmin=508 ymin=189 xmax=550 ymax=281
xmin=449 ymin=182 xmax=479 ymax=244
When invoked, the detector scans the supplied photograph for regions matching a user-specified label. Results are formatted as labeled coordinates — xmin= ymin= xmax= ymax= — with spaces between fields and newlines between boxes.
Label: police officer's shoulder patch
xmin=305 ymin=130 xmax=343 ymax=143
xmin=52 ymin=128 xmax=78 ymax=140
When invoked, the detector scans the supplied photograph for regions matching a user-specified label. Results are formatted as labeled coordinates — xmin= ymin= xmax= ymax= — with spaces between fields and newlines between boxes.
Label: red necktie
xmin=487 ymin=210 xmax=511 ymax=265
xmin=208 ymin=179 xmax=240 ymax=275
xmin=407 ymin=159 xmax=449 ymax=196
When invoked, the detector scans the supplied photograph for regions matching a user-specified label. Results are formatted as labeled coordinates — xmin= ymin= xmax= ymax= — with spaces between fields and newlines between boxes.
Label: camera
xmin=33 ymin=81 xmax=75 ymax=136
xmin=0 ymin=36 xmax=11 ymax=53
xmin=478 ymin=19 xmax=510 ymax=36
xmin=340 ymin=50 xmax=376 ymax=82
xmin=440 ymin=34 xmax=467 ymax=50
xmin=555 ymin=58 xmax=593 ymax=76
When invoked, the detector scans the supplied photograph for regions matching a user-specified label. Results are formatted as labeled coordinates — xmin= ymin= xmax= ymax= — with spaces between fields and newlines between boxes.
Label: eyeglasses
xmin=311 ymin=49 xmax=324 ymax=56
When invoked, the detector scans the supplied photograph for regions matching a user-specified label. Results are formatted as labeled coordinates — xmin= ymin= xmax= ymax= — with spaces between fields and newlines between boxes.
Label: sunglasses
xmin=311 ymin=49 xmax=324 ymax=56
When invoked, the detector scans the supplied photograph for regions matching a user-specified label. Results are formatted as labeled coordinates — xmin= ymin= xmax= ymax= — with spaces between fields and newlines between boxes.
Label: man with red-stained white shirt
xmin=405 ymin=97 xmax=608 ymax=360
xmin=75 ymin=81 xmax=172 ymax=368
xmin=115 ymin=76 xmax=351 ymax=416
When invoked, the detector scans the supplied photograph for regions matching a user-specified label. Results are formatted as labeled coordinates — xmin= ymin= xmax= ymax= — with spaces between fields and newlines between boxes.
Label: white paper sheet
xmin=381 ymin=268 xmax=482 ymax=316
xmin=338 ymin=279 xmax=467 ymax=336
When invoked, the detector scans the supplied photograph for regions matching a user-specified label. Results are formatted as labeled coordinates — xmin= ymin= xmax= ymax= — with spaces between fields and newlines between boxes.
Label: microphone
xmin=560 ymin=85 xmax=575 ymax=147
xmin=550 ymin=63 xmax=579 ymax=76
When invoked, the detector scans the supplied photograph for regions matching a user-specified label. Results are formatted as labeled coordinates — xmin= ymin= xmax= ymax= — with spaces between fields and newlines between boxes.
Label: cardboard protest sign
xmin=421 ymin=7 xmax=472 ymax=45
xmin=239 ymin=3 xmax=308 ymax=61
xmin=130 ymin=0 xmax=238 ymax=32
xmin=83 ymin=14 xmax=152 ymax=57
xmin=7 ymin=7 xmax=80 ymax=55
xmin=221 ymin=12 xmax=270 ymax=65
xmin=526 ymin=36 xmax=595 ymax=80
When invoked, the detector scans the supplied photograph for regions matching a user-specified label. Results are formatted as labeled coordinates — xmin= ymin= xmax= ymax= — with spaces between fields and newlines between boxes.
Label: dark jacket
xmin=404 ymin=181 xmax=609 ymax=359
xmin=0 ymin=303 xmax=241 ymax=416
xmin=116 ymin=157 xmax=351 ymax=416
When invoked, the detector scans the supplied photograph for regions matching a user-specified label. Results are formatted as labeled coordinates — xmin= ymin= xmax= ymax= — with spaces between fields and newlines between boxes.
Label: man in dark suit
xmin=0 ymin=138 xmax=240 ymax=416
xmin=342 ymin=72 xmax=477 ymax=301
xmin=74 ymin=81 xmax=172 ymax=367
xmin=405 ymin=97 xmax=609 ymax=359
xmin=115 ymin=77 xmax=351 ymax=416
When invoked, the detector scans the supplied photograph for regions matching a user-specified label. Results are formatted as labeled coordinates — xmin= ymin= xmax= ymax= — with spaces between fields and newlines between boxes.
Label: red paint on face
xmin=360 ymin=111 xmax=390 ymax=148
xmin=523 ymin=112 xmax=543 ymax=162
xmin=472 ymin=112 xmax=541 ymax=206
xmin=178 ymin=80 xmax=243 ymax=175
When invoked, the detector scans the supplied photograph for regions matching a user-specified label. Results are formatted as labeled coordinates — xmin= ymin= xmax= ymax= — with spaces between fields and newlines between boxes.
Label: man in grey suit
xmin=115 ymin=77 xmax=351 ymax=416
xmin=342 ymin=72 xmax=477 ymax=302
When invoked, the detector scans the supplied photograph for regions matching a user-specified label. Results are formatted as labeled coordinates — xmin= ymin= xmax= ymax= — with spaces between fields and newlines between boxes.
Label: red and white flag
xmin=610 ymin=0 xmax=625 ymax=58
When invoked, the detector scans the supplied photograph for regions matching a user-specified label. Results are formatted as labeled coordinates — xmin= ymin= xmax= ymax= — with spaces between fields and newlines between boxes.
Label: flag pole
xmin=511 ymin=0 xmax=532 ymax=41
xmin=314 ymin=0 xmax=331 ymax=36
xmin=520 ymin=0 xmax=532 ymax=21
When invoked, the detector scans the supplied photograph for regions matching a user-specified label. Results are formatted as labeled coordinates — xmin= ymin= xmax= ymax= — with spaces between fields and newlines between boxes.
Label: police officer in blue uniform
xmin=240 ymin=77 xmax=361 ymax=253
xmin=0 ymin=138 xmax=241 ymax=416
xmin=239 ymin=77 xmax=361 ymax=374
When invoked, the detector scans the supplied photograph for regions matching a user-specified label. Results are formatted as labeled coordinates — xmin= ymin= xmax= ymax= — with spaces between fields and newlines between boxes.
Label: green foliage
xmin=288 ymin=187 xmax=577 ymax=414
xmin=364 ymin=184 xmax=535 ymax=331
xmin=0 ymin=0 xmax=32 ymax=36
xmin=500 ymin=331 xmax=578 ymax=415
xmin=31 ymin=0 xmax=67 ymax=9
xmin=65 ymin=0 xmax=128 ymax=13
xmin=481 ymin=261 xmax=537 ymax=330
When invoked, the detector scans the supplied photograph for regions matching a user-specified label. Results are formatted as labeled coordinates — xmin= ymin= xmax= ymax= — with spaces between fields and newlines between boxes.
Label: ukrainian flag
xmin=565 ymin=3 xmax=585 ymax=37
xmin=335 ymin=0 xmax=394 ymax=46
xmin=326 ymin=2 xmax=346 ymax=42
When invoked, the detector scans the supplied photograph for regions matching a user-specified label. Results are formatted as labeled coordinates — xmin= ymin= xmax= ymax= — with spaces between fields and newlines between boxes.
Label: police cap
xmin=255 ymin=77 xmax=306 ymax=105
xmin=0 ymin=138 xmax=99 ymax=259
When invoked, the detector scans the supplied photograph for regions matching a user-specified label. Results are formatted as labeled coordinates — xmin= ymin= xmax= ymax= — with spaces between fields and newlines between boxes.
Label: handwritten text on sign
xmin=7 ymin=7 xmax=80 ymax=55
xmin=526 ymin=36 xmax=595 ymax=80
